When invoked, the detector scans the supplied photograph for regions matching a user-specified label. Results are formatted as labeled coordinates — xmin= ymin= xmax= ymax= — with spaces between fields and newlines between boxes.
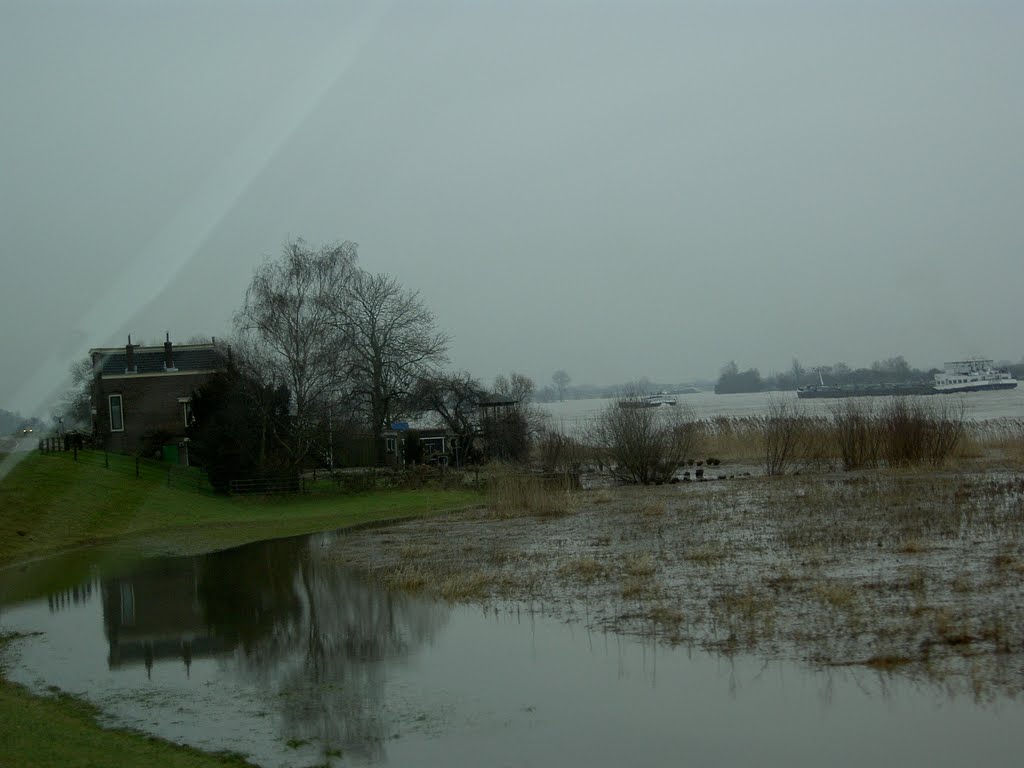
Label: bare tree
xmin=493 ymin=371 xmax=548 ymax=444
xmin=343 ymin=270 xmax=449 ymax=461
xmin=55 ymin=356 xmax=95 ymax=430
xmin=552 ymin=369 xmax=571 ymax=401
xmin=410 ymin=370 xmax=487 ymax=463
xmin=234 ymin=238 xmax=358 ymax=467
xmin=493 ymin=372 xmax=535 ymax=403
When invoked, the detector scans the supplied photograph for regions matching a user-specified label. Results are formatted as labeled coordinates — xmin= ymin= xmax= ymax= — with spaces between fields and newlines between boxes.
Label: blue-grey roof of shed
xmin=95 ymin=346 xmax=227 ymax=375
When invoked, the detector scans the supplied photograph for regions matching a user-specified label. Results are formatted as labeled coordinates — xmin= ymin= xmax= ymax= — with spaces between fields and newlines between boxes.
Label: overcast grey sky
xmin=3 ymin=0 xmax=1022 ymax=415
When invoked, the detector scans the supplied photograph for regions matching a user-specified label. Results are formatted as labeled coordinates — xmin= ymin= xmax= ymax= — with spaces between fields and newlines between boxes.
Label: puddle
xmin=2 ymin=532 xmax=1022 ymax=767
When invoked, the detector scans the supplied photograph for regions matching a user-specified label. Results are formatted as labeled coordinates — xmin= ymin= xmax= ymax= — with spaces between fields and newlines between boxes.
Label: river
xmin=538 ymin=388 xmax=1024 ymax=435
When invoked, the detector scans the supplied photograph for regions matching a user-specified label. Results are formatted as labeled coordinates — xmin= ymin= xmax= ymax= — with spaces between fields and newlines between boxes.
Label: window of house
xmin=386 ymin=436 xmax=397 ymax=453
xmin=119 ymin=582 xmax=135 ymax=625
xmin=109 ymin=394 xmax=124 ymax=432
xmin=179 ymin=397 xmax=194 ymax=427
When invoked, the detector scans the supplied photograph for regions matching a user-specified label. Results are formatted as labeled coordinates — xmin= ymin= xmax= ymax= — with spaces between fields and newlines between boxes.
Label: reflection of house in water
xmin=101 ymin=559 xmax=235 ymax=676
xmin=48 ymin=581 xmax=95 ymax=612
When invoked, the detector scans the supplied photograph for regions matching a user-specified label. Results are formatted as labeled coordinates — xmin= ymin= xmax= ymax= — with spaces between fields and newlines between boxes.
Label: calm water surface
xmin=2 ymin=533 xmax=1022 ymax=767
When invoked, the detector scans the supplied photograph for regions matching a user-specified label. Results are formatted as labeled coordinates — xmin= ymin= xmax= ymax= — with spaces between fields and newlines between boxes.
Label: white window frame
xmin=109 ymin=394 xmax=124 ymax=432
xmin=385 ymin=436 xmax=397 ymax=454
xmin=179 ymin=396 xmax=194 ymax=428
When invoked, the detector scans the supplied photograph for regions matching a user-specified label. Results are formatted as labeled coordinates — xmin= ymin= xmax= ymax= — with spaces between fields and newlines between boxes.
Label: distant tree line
xmin=715 ymin=356 xmax=939 ymax=394
xmin=0 ymin=409 xmax=44 ymax=436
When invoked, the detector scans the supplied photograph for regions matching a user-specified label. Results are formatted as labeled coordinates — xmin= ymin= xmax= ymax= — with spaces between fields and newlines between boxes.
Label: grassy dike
xmin=0 ymin=450 xmax=480 ymax=567
xmin=1 ymin=634 xmax=254 ymax=768
xmin=0 ymin=449 xmax=480 ymax=768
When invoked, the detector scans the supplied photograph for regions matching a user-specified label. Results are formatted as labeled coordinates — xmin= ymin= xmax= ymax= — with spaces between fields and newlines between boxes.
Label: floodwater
xmin=2 ymin=534 xmax=1023 ymax=768
xmin=540 ymin=388 xmax=1024 ymax=434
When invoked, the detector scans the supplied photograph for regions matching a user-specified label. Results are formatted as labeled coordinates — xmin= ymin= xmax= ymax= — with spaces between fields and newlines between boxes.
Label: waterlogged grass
xmin=325 ymin=466 xmax=1024 ymax=699
xmin=0 ymin=451 xmax=481 ymax=569
xmin=485 ymin=468 xmax=570 ymax=517
xmin=0 ymin=634 xmax=254 ymax=768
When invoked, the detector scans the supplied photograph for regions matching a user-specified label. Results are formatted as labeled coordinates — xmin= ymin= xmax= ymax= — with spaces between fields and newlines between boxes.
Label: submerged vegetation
xmin=557 ymin=396 xmax=986 ymax=484
xmin=322 ymin=416 xmax=1024 ymax=700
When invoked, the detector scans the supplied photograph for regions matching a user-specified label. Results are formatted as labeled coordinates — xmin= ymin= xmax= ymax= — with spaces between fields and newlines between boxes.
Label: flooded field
xmin=2 ymin=467 xmax=1024 ymax=767
xmin=325 ymin=468 xmax=1024 ymax=701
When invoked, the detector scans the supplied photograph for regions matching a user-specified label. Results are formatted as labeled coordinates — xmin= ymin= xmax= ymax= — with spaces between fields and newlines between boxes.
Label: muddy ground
xmin=322 ymin=465 xmax=1024 ymax=700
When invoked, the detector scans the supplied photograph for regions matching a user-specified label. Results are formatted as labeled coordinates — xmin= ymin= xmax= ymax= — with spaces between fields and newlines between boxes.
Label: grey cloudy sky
xmin=3 ymin=0 xmax=1023 ymax=415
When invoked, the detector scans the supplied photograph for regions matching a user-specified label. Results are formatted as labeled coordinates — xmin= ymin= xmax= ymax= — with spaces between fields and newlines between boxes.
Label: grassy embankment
xmin=0 ymin=448 xmax=479 ymax=768
xmin=1 ymin=633 xmax=255 ymax=768
xmin=0 ymin=449 xmax=480 ymax=569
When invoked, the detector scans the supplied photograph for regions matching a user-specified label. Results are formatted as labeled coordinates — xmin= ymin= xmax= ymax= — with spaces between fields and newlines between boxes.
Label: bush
xmin=586 ymin=401 xmax=700 ymax=484
xmin=878 ymin=397 xmax=965 ymax=467
xmin=537 ymin=431 xmax=585 ymax=489
xmin=830 ymin=399 xmax=881 ymax=470
xmin=760 ymin=397 xmax=829 ymax=476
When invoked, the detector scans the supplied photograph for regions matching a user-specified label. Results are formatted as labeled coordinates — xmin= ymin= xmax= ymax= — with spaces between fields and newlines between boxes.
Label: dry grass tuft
xmin=382 ymin=564 xmax=430 ymax=593
xmin=487 ymin=470 xmax=570 ymax=517
xmin=685 ymin=542 xmax=728 ymax=564
xmin=558 ymin=557 xmax=608 ymax=583
xmin=623 ymin=553 xmax=657 ymax=578
xmin=398 ymin=544 xmax=431 ymax=560
xmin=898 ymin=539 xmax=928 ymax=554
xmin=439 ymin=570 xmax=492 ymax=602
xmin=621 ymin=576 xmax=662 ymax=601
xmin=864 ymin=654 xmax=913 ymax=671
xmin=641 ymin=501 xmax=667 ymax=517
xmin=814 ymin=582 xmax=857 ymax=609
xmin=647 ymin=604 xmax=685 ymax=627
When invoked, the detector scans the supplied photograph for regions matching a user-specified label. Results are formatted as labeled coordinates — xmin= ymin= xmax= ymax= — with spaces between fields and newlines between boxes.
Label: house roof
xmin=91 ymin=345 xmax=227 ymax=375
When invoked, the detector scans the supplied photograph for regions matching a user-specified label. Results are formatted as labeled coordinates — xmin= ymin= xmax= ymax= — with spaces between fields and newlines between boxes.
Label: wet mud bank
xmin=323 ymin=467 xmax=1024 ymax=700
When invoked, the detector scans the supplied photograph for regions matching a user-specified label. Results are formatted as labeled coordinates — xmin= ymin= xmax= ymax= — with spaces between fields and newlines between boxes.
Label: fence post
xmin=135 ymin=457 xmax=140 ymax=478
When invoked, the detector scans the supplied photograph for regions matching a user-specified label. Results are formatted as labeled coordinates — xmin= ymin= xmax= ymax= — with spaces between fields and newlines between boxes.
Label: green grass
xmin=0 ymin=451 xmax=480 ymax=568
xmin=0 ymin=452 xmax=480 ymax=767
xmin=0 ymin=451 xmax=480 ymax=607
xmin=0 ymin=635 xmax=256 ymax=768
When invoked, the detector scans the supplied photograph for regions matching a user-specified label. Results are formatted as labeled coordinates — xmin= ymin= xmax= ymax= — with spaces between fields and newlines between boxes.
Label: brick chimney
xmin=164 ymin=333 xmax=175 ymax=371
xmin=125 ymin=335 xmax=136 ymax=373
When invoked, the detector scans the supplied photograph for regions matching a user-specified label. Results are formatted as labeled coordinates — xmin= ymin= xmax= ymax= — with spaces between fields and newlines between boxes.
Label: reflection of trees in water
xmin=199 ymin=538 xmax=450 ymax=761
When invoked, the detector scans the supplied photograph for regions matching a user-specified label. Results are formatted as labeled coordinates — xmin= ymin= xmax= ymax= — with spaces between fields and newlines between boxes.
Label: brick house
xmin=91 ymin=335 xmax=226 ymax=458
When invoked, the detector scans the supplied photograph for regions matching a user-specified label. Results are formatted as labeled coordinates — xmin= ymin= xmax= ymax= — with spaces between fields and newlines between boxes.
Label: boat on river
xmin=796 ymin=368 xmax=934 ymax=399
xmin=619 ymin=392 xmax=678 ymax=408
xmin=796 ymin=382 xmax=936 ymax=399
xmin=932 ymin=359 xmax=1017 ymax=394
xmin=796 ymin=359 xmax=1018 ymax=398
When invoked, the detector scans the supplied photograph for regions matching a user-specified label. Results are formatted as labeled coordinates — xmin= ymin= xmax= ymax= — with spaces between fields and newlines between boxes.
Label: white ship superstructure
xmin=933 ymin=359 xmax=1017 ymax=394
